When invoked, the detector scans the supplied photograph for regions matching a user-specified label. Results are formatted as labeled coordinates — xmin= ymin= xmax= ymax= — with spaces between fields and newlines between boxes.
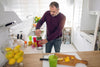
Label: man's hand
xmin=35 ymin=29 xmax=41 ymax=37
xmin=39 ymin=39 xmax=48 ymax=45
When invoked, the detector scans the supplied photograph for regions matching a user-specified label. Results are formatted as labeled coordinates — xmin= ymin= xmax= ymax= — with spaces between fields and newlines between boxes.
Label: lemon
xmin=8 ymin=58 xmax=16 ymax=65
xmin=15 ymin=45 xmax=21 ymax=49
xmin=19 ymin=50 xmax=24 ymax=56
xmin=64 ymin=57 xmax=70 ymax=62
xmin=6 ymin=51 xmax=14 ymax=58
xmin=14 ymin=53 xmax=20 ymax=60
xmin=5 ymin=48 xmax=12 ymax=52
xmin=5 ymin=54 xmax=11 ymax=60
xmin=6 ymin=51 xmax=11 ymax=55
xmin=13 ymin=49 xmax=20 ymax=54
xmin=8 ymin=54 xmax=14 ymax=58
xmin=17 ymin=57 xmax=23 ymax=63
xmin=20 ymin=50 xmax=24 ymax=53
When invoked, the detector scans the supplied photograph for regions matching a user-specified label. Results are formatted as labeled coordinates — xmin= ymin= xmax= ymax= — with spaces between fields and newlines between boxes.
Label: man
xmin=35 ymin=1 xmax=66 ymax=53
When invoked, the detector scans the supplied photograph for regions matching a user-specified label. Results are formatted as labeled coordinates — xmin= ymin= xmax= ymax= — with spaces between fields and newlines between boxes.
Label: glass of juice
xmin=49 ymin=55 xmax=58 ymax=67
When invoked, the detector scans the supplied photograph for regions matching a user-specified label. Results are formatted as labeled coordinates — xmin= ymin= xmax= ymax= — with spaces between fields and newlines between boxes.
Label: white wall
xmin=1 ymin=0 xmax=74 ymax=27
xmin=89 ymin=0 xmax=100 ymax=11
xmin=0 ymin=0 xmax=39 ymax=20
xmin=80 ymin=0 xmax=97 ymax=31
xmin=39 ymin=0 xmax=74 ymax=27
xmin=0 ymin=0 xmax=35 ymax=39
xmin=0 ymin=0 xmax=74 ymax=37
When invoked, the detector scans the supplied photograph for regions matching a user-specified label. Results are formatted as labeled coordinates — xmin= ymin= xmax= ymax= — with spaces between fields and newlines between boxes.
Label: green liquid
xmin=49 ymin=55 xmax=58 ymax=67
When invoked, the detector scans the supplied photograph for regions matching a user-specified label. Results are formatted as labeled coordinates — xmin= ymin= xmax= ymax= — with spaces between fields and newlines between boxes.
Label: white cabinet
xmin=80 ymin=32 xmax=94 ymax=51
xmin=72 ymin=0 xmax=100 ymax=51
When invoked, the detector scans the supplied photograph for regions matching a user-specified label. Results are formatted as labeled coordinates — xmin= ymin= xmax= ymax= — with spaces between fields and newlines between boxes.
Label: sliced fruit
xmin=64 ymin=57 xmax=70 ymax=62
xmin=28 ymin=41 xmax=32 ymax=46
xmin=71 ymin=56 xmax=74 ymax=59
xmin=58 ymin=58 xmax=63 ymax=61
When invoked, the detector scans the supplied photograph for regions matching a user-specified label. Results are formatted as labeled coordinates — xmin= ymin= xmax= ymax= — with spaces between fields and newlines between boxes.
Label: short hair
xmin=49 ymin=1 xmax=59 ymax=9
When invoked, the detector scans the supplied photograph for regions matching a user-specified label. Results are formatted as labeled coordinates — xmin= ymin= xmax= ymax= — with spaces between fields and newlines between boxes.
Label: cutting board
xmin=55 ymin=53 xmax=88 ymax=66
xmin=43 ymin=53 xmax=87 ymax=67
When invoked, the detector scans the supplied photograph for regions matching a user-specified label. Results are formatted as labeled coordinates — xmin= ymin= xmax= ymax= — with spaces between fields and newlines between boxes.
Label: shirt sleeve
xmin=36 ymin=11 xmax=47 ymax=29
xmin=47 ymin=16 xmax=66 ymax=41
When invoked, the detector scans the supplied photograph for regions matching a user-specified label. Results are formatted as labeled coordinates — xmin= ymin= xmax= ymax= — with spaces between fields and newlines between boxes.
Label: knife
xmin=40 ymin=58 xmax=63 ymax=61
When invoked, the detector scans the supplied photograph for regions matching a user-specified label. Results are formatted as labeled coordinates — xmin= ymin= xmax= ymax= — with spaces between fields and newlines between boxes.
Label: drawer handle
xmin=86 ymin=39 xmax=91 ymax=44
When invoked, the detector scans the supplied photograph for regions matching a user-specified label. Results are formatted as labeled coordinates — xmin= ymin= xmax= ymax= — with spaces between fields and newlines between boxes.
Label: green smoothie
xmin=49 ymin=55 xmax=58 ymax=67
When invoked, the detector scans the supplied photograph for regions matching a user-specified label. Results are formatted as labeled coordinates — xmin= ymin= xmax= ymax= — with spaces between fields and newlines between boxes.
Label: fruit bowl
xmin=5 ymin=62 xmax=23 ymax=67
xmin=5 ymin=45 xmax=24 ymax=66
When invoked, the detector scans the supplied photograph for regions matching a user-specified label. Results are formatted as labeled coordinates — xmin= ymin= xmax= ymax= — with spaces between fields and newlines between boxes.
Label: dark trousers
xmin=45 ymin=37 xmax=62 ymax=53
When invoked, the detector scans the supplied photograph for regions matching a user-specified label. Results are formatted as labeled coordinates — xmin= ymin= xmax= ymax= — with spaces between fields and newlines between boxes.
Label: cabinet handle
xmin=85 ymin=39 xmax=91 ymax=44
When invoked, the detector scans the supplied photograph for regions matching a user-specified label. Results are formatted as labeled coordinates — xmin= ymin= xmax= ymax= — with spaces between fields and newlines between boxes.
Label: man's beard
xmin=51 ymin=14 xmax=56 ymax=17
xmin=51 ymin=12 xmax=59 ymax=17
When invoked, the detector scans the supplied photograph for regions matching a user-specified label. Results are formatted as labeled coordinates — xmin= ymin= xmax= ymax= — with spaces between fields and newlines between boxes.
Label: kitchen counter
xmin=80 ymin=30 xmax=94 ymax=35
xmin=5 ymin=51 xmax=100 ymax=67
xmin=23 ymin=51 xmax=100 ymax=67
xmin=77 ymin=51 xmax=100 ymax=67
xmin=22 ymin=46 xmax=43 ymax=54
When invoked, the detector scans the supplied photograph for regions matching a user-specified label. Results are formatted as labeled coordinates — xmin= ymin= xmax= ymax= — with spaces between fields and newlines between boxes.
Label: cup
xmin=29 ymin=36 xmax=32 ymax=41
xmin=49 ymin=55 xmax=58 ymax=67
xmin=33 ymin=37 xmax=36 ymax=42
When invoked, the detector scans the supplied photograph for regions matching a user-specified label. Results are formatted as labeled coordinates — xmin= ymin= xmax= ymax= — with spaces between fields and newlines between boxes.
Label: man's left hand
xmin=39 ymin=39 xmax=48 ymax=45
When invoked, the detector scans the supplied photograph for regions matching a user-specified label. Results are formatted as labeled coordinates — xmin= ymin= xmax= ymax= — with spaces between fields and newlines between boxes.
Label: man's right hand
xmin=35 ymin=29 xmax=41 ymax=37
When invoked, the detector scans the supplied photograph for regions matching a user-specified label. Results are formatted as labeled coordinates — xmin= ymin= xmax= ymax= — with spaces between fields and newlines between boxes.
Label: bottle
xmin=36 ymin=36 xmax=43 ymax=50
xmin=33 ymin=37 xmax=37 ymax=47
xmin=24 ymin=41 xmax=27 ymax=48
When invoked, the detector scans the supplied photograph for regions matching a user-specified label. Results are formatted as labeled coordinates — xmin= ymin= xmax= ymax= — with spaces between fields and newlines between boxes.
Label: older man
xmin=36 ymin=1 xmax=66 ymax=53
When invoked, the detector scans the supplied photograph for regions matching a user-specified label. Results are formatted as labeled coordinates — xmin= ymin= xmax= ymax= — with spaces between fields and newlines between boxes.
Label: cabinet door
xmin=84 ymin=38 xmax=94 ymax=51
xmin=73 ymin=31 xmax=85 ymax=51
xmin=78 ymin=34 xmax=88 ymax=51
xmin=78 ymin=34 xmax=93 ymax=51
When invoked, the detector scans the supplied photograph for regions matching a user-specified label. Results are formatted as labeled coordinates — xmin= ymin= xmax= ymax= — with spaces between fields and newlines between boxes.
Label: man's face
xmin=50 ymin=6 xmax=59 ymax=17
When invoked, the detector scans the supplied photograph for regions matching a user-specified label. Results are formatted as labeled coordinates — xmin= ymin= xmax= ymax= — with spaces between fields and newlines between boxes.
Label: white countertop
xmin=22 ymin=46 xmax=43 ymax=54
